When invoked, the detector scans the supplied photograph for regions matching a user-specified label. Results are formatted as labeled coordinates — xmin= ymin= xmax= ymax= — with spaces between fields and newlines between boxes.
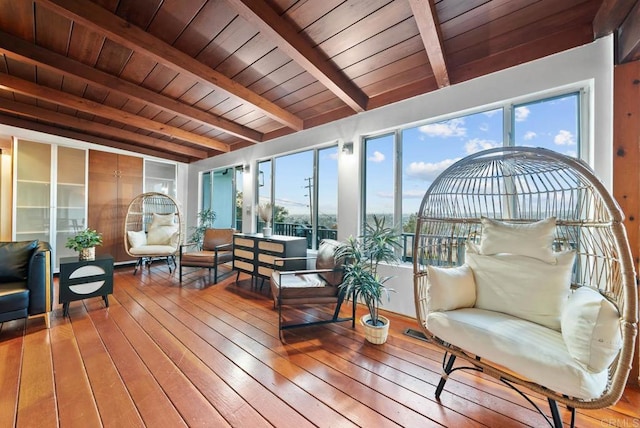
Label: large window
xmin=364 ymin=91 xmax=584 ymax=260
xmin=201 ymin=165 xmax=243 ymax=230
xmin=258 ymin=145 xmax=338 ymax=249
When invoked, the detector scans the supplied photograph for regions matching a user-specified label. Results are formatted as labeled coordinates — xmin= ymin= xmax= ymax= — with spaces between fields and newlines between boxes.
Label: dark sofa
xmin=0 ymin=240 xmax=53 ymax=328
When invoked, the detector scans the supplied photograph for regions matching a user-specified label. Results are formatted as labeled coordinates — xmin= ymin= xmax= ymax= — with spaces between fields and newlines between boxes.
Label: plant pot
xmin=263 ymin=226 xmax=272 ymax=237
xmin=79 ymin=247 xmax=95 ymax=261
xmin=360 ymin=314 xmax=390 ymax=344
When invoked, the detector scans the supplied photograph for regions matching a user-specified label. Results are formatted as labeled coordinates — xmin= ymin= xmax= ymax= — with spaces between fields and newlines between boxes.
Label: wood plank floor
xmin=1 ymin=264 xmax=639 ymax=427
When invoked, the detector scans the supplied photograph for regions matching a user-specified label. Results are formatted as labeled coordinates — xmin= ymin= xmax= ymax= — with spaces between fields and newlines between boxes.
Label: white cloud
xmin=523 ymin=131 xmax=537 ymax=140
xmin=418 ymin=118 xmax=466 ymax=138
xmin=554 ymin=130 xmax=576 ymax=145
xmin=483 ymin=109 xmax=500 ymax=117
xmin=403 ymin=189 xmax=425 ymax=199
xmin=479 ymin=123 xmax=489 ymax=132
xmin=515 ymin=106 xmax=530 ymax=122
xmin=368 ymin=151 xmax=385 ymax=162
xmin=465 ymin=138 xmax=500 ymax=154
xmin=406 ymin=158 xmax=458 ymax=182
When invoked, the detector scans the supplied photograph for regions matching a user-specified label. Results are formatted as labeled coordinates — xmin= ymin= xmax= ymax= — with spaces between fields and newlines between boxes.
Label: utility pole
xmin=303 ymin=176 xmax=313 ymax=223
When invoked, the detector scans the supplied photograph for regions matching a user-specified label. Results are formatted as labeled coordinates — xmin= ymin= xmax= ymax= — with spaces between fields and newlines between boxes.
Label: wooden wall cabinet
xmin=88 ymin=151 xmax=143 ymax=262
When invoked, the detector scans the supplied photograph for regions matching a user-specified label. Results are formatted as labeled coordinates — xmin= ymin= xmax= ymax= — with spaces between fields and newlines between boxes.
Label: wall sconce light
xmin=342 ymin=141 xmax=354 ymax=155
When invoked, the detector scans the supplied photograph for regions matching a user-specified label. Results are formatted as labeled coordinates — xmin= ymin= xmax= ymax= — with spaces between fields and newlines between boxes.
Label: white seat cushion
xmin=278 ymin=273 xmax=326 ymax=288
xmin=480 ymin=217 xmax=556 ymax=263
xmin=426 ymin=308 xmax=608 ymax=400
xmin=427 ymin=264 xmax=476 ymax=312
xmin=128 ymin=245 xmax=176 ymax=256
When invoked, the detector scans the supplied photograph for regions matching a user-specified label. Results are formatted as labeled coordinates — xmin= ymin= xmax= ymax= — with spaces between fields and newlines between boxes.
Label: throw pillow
xmin=127 ymin=230 xmax=147 ymax=248
xmin=427 ymin=264 xmax=476 ymax=312
xmin=466 ymin=242 xmax=574 ymax=330
xmin=0 ymin=240 xmax=39 ymax=281
xmin=561 ymin=286 xmax=622 ymax=373
xmin=480 ymin=216 xmax=556 ymax=263
xmin=149 ymin=212 xmax=175 ymax=229
xmin=147 ymin=225 xmax=178 ymax=246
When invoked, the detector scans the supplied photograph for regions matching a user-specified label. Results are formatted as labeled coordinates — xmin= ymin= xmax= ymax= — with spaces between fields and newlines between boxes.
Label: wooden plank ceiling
xmin=0 ymin=0 xmax=636 ymax=163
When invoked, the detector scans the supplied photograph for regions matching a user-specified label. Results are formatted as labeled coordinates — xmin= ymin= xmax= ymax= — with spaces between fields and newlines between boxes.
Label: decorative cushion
xmin=427 ymin=264 xmax=476 ymax=312
xmin=149 ymin=212 xmax=175 ymax=228
xmin=0 ymin=240 xmax=38 ymax=281
xmin=316 ymin=239 xmax=343 ymax=286
xmin=561 ymin=286 xmax=622 ymax=372
xmin=480 ymin=217 xmax=556 ymax=263
xmin=127 ymin=230 xmax=147 ymax=248
xmin=466 ymin=243 xmax=575 ymax=330
xmin=147 ymin=225 xmax=178 ymax=246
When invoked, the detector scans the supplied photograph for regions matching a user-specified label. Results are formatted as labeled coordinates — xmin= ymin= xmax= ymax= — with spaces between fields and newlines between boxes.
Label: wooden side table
xmin=59 ymin=254 xmax=114 ymax=317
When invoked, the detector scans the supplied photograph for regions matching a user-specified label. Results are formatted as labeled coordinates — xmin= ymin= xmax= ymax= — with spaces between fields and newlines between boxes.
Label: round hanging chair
xmin=413 ymin=147 xmax=637 ymax=423
xmin=124 ymin=192 xmax=183 ymax=274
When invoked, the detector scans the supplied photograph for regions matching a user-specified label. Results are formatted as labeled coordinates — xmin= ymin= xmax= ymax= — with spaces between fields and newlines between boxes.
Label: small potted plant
xmin=257 ymin=202 xmax=273 ymax=237
xmin=66 ymin=228 xmax=103 ymax=261
xmin=189 ymin=209 xmax=217 ymax=248
xmin=335 ymin=215 xmax=401 ymax=344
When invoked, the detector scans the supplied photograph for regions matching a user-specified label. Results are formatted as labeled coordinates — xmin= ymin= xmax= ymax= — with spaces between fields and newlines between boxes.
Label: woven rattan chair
xmin=124 ymin=192 xmax=183 ymax=274
xmin=413 ymin=147 xmax=637 ymax=427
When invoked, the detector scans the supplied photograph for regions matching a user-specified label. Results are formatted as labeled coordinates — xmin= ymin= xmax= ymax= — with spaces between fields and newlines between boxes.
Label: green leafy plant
xmin=189 ymin=209 xmax=216 ymax=248
xmin=335 ymin=215 xmax=402 ymax=326
xmin=65 ymin=228 xmax=103 ymax=251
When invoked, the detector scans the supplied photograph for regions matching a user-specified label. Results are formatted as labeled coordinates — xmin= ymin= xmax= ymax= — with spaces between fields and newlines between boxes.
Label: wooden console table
xmin=233 ymin=234 xmax=307 ymax=287
xmin=59 ymin=254 xmax=114 ymax=317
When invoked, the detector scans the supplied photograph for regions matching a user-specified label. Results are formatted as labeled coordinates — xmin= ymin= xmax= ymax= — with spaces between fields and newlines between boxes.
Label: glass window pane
xmin=257 ymin=160 xmax=272 ymax=229
xmin=317 ymin=146 xmax=338 ymax=247
xmin=274 ymin=151 xmax=313 ymax=245
xmin=364 ymin=134 xmax=395 ymax=228
xmin=513 ymin=93 xmax=579 ymax=157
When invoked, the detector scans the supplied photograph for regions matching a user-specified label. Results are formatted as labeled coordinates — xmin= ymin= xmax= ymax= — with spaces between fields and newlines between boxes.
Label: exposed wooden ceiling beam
xmin=408 ymin=0 xmax=450 ymax=88
xmin=0 ymin=98 xmax=209 ymax=159
xmin=593 ymin=0 xmax=638 ymax=37
xmin=35 ymin=0 xmax=304 ymax=131
xmin=0 ymin=73 xmax=229 ymax=152
xmin=618 ymin=0 xmax=640 ymax=62
xmin=0 ymin=30 xmax=262 ymax=144
xmin=226 ymin=0 xmax=368 ymax=113
xmin=0 ymin=113 xmax=191 ymax=162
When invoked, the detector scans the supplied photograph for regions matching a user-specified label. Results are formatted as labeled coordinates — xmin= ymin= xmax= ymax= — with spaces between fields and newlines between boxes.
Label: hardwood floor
xmin=1 ymin=265 xmax=639 ymax=427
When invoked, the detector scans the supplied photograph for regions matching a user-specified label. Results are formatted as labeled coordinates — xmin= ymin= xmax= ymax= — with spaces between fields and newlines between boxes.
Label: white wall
xmin=188 ymin=36 xmax=614 ymax=318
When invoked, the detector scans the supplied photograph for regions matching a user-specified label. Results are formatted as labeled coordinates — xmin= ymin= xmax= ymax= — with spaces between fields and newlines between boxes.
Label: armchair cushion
xmin=147 ymin=225 xmax=178 ymax=246
xmin=150 ymin=212 xmax=175 ymax=228
xmin=127 ymin=230 xmax=147 ymax=248
xmin=480 ymin=217 xmax=556 ymax=263
xmin=427 ymin=264 xmax=476 ymax=312
xmin=315 ymin=239 xmax=343 ymax=286
xmin=0 ymin=240 xmax=39 ymax=281
xmin=466 ymin=242 xmax=574 ymax=330
xmin=561 ymin=286 xmax=622 ymax=372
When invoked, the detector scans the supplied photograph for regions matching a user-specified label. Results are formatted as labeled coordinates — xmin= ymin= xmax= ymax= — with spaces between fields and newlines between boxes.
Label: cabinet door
xmin=89 ymin=151 xmax=119 ymax=259
xmin=56 ymin=146 xmax=87 ymax=266
xmin=116 ymin=154 xmax=143 ymax=261
xmin=14 ymin=140 xmax=51 ymax=243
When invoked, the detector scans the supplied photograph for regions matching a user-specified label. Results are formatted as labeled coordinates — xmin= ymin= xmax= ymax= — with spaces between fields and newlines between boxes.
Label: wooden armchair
xmin=270 ymin=239 xmax=355 ymax=340
xmin=179 ymin=228 xmax=234 ymax=284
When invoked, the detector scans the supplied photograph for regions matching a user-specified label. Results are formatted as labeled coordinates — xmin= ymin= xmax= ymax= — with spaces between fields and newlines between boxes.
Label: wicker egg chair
xmin=124 ymin=192 xmax=183 ymax=274
xmin=413 ymin=146 xmax=637 ymax=427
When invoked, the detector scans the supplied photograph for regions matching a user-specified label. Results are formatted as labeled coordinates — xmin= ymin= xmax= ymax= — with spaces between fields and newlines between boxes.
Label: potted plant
xmin=335 ymin=215 xmax=401 ymax=344
xmin=66 ymin=228 xmax=103 ymax=261
xmin=257 ymin=202 xmax=273 ymax=237
xmin=189 ymin=209 xmax=216 ymax=248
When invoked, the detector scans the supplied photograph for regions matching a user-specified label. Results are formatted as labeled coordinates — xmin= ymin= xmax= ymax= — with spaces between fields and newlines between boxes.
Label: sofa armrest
xmin=26 ymin=241 xmax=53 ymax=316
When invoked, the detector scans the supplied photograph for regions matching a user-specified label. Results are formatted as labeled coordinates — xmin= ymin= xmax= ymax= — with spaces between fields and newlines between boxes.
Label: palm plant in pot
xmin=65 ymin=228 xmax=103 ymax=260
xmin=335 ymin=215 xmax=401 ymax=344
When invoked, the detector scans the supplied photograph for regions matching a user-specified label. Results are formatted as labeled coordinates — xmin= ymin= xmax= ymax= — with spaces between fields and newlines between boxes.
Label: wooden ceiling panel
xmin=67 ymin=24 xmax=104 ymax=65
xmin=435 ymin=0 xmax=490 ymax=24
xmin=302 ymin=0 xmax=393 ymax=45
xmin=172 ymin=0 xmax=238 ymax=57
xmin=330 ymin=17 xmax=419 ymax=70
xmin=114 ymin=0 xmax=163 ymax=30
xmin=0 ymin=0 xmax=621 ymax=162
xmin=145 ymin=0 xmax=207 ymax=45
xmin=0 ymin=0 xmax=34 ymax=42
xmin=316 ymin=1 xmax=413 ymax=59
